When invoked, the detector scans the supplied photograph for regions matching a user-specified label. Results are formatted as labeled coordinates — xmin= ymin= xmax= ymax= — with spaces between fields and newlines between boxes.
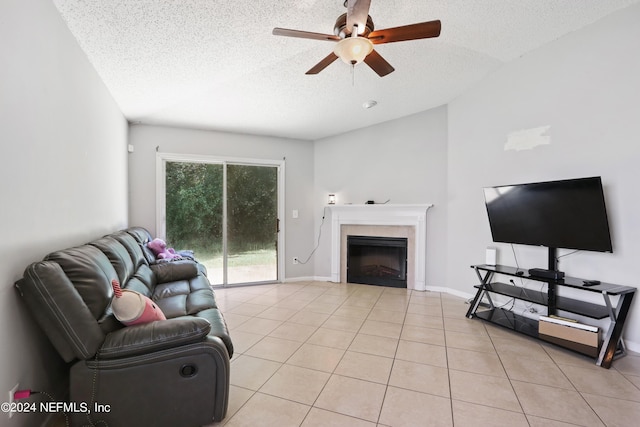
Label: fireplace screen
xmin=347 ymin=235 xmax=408 ymax=288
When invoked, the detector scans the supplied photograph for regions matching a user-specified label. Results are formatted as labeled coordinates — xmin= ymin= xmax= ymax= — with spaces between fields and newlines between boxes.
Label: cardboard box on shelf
xmin=538 ymin=315 xmax=600 ymax=357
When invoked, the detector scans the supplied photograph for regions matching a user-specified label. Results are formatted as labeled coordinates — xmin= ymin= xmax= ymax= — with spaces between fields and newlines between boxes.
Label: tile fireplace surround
xmin=328 ymin=204 xmax=433 ymax=291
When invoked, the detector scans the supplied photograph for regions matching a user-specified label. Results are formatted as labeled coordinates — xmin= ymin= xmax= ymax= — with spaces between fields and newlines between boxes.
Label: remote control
xmin=583 ymin=280 xmax=600 ymax=286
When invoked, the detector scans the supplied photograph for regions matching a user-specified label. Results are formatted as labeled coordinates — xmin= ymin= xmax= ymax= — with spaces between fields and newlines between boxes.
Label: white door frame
xmin=156 ymin=152 xmax=285 ymax=283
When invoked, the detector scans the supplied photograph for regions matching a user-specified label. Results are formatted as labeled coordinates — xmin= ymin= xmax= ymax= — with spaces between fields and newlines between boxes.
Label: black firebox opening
xmin=347 ymin=235 xmax=408 ymax=288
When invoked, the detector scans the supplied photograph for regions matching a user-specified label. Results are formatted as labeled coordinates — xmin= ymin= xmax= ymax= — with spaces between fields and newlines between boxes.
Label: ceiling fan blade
xmin=306 ymin=52 xmax=339 ymax=75
xmin=368 ymin=20 xmax=441 ymax=44
xmin=364 ymin=49 xmax=395 ymax=77
xmin=273 ymin=27 xmax=340 ymax=41
xmin=346 ymin=0 xmax=371 ymax=34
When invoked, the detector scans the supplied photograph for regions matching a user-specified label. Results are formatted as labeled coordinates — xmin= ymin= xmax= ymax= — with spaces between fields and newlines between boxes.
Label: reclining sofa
xmin=16 ymin=227 xmax=233 ymax=427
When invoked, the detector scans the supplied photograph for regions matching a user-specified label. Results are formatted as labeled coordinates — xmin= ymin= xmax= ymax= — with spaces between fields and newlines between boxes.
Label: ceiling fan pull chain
xmin=351 ymin=63 xmax=355 ymax=86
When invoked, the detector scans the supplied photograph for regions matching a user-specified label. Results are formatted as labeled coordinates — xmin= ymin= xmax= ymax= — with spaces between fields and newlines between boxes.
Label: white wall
xmin=127 ymin=125 xmax=315 ymax=279
xmin=446 ymin=4 xmax=640 ymax=348
xmin=0 ymin=0 xmax=128 ymax=425
xmin=313 ymin=107 xmax=449 ymax=286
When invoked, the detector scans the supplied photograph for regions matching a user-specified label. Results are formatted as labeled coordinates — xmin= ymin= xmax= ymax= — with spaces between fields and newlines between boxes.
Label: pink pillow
xmin=111 ymin=280 xmax=166 ymax=326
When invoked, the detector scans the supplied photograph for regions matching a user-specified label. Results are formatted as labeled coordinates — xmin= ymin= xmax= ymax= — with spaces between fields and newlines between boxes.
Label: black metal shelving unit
xmin=466 ymin=264 xmax=636 ymax=368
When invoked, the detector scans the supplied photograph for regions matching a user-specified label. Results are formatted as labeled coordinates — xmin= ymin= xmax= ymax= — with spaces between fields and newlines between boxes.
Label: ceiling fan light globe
xmin=333 ymin=37 xmax=373 ymax=65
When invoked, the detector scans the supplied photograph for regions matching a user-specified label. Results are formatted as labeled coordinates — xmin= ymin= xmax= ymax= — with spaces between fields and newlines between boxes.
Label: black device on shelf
xmin=528 ymin=268 xmax=565 ymax=280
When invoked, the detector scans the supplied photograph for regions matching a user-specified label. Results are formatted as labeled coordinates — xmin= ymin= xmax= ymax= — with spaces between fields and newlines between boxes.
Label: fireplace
xmin=329 ymin=204 xmax=432 ymax=290
xmin=347 ymin=236 xmax=408 ymax=288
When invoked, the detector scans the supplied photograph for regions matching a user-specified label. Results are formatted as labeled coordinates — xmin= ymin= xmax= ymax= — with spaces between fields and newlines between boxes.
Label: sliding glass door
xmin=158 ymin=154 xmax=283 ymax=286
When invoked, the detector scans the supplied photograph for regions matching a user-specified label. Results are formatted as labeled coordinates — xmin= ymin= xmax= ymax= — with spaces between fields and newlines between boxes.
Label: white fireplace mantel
xmin=328 ymin=204 xmax=433 ymax=290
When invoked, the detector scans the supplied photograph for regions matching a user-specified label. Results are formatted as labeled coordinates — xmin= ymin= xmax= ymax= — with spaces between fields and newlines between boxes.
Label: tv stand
xmin=466 ymin=264 xmax=635 ymax=368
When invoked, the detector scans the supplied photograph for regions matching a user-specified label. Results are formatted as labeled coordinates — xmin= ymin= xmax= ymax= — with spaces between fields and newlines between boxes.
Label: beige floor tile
xmin=313 ymin=293 xmax=349 ymax=305
xmin=500 ymin=353 xmax=574 ymax=389
xmin=314 ymin=375 xmax=386 ymax=422
xmin=288 ymin=290 xmax=323 ymax=302
xmin=220 ymin=385 xmax=254 ymax=424
xmin=259 ymin=364 xmax=330 ymax=405
xmin=333 ymin=305 xmax=372 ymax=319
xmin=445 ymin=330 xmax=496 ymax=353
xmin=256 ymin=306 xmax=298 ymax=321
xmin=582 ymin=392 xmax=640 ymax=427
xmin=395 ymin=339 xmax=448 ymax=368
xmin=286 ymin=343 xmax=345 ymax=372
xmin=511 ymin=380 xmax=604 ymax=426
xmin=559 ymin=363 xmax=640 ymax=401
xmin=526 ymin=415 xmax=589 ymax=426
xmin=389 ymin=359 xmax=450 ymax=397
xmin=214 ymin=282 xmax=640 ymax=427
xmin=230 ymin=355 xmax=282 ymax=390
xmin=449 ymin=370 xmax=521 ymax=412
xmin=224 ymin=392 xmax=310 ymax=427
xmin=301 ymin=408 xmax=376 ymax=427
xmin=304 ymin=300 xmax=341 ymax=314
xmin=625 ymin=373 xmax=640 ymax=388
xmin=334 ymin=351 xmax=394 ymax=384
xmin=246 ymin=294 xmax=282 ymax=306
xmin=373 ymin=298 xmax=409 ymax=313
xmin=452 ymin=399 xmax=528 ymax=427
xmin=447 ymin=347 xmax=507 ymax=377
xmin=542 ymin=342 xmax=599 ymax=367
xmin=349 ymin=333 xmax=399 ymax=358
xmin=273 ymin=298 xmax=312 ymax=310
xmin=359 ymin=319 xmax=403 ymax=338
xmin=234 ymin=317 xmax=283 ymax=335
xmin=223 ymin=312 xmax=252 ymax=330
xmin=400 ymin=324 xmax=446 ymax=346
xmin=407 ymin=302 xmax=440 ymax=316
xmin=268 ymin=321 xmax=318 ymax=342
xmin=244 ymin=336 xmax=302 ymax=362
xmin=410 ymin=291 xmax=442 ymax=303
xmin=321 ymin=314 xmax=365 ymax=332
xmin=379 ymin=386 xmax=453 ymax=427
xmin=443 ymin=316 xmax=489 ymax=335
xmin=404 ymin=312 xmax=444 ymax=328
xmin=342 ymin=296 xmax=377 ymax=309
xmin=491 ymin=335 xmax=551 ymax=361
xmin=228 ymin=302 xmax=270 ymax=316
xmin=228 ymin=330 xmax=263 ymax=355
xmin=367 ymin=307 xmax=406 ymax=324
xmin=288 ymin=310 xmax=330 ymax=327
xmin=307 ymin=327 xmax=356 ymax=349
xmin=611 ymin=352 xmax=640 ymax=376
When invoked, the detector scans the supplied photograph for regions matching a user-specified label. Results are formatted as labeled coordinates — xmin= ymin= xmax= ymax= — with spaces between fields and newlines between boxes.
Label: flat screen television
xmin=483 ymin=176 xmax=612 ymax=253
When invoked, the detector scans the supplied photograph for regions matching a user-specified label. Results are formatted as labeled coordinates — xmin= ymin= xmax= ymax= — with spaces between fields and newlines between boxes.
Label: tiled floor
xmin=207 ymin=281 xmax=640 ymax=427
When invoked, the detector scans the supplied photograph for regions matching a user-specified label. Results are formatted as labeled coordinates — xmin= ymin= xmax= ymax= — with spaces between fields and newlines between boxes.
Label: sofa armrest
xmin=99 ymin=317 xmax=211 ymax=359
xmin=150 ymin=260 xmax=199 ymax=283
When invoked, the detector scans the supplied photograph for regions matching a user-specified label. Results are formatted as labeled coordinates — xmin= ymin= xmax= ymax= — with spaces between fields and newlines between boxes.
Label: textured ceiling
xmin=53 ymin=0 xmax=639 ymax=141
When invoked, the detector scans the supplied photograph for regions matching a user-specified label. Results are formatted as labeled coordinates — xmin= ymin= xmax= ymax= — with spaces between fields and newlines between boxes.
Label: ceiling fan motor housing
xmin=334 ymin=13 xmax=374 ymax=38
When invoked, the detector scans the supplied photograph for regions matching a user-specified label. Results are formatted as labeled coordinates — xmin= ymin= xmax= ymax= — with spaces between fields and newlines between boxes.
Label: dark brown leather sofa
xmin=16 ymin=227 xmax=233 ymax=427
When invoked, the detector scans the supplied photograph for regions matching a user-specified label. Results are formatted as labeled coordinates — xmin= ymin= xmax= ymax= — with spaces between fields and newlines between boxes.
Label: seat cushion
xmin=152 ymin=275 xmax=217 ymax=317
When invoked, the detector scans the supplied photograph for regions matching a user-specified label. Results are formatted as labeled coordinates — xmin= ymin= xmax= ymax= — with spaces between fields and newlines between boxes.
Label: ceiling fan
xmin=273 ymin=0 xmax=441 ymax=77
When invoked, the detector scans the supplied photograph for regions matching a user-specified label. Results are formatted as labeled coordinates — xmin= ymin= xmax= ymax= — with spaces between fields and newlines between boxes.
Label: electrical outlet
xmin=8 ymin=383 xmax=19 ymax=418
xmin=293 ymin=257 xmax=299 ymax=265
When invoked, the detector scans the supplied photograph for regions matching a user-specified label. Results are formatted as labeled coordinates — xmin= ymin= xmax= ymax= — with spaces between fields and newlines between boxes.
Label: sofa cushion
xmin=18 ymin=261 xmax=106 ymax=362
xmin=91 ymin=236 xmax=136 ymax=286
xmin=150 ymin=260 xmax=198 ymax=283
xmin=153 ymin=276 xmax=217 ymax=318
xmin=191 ymin=308 xmax=234 ymax=357
xmin=99 ymin=317 xmax=212 ymax=359
xmin=45 ymin=245 xmax=117 ymax=320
